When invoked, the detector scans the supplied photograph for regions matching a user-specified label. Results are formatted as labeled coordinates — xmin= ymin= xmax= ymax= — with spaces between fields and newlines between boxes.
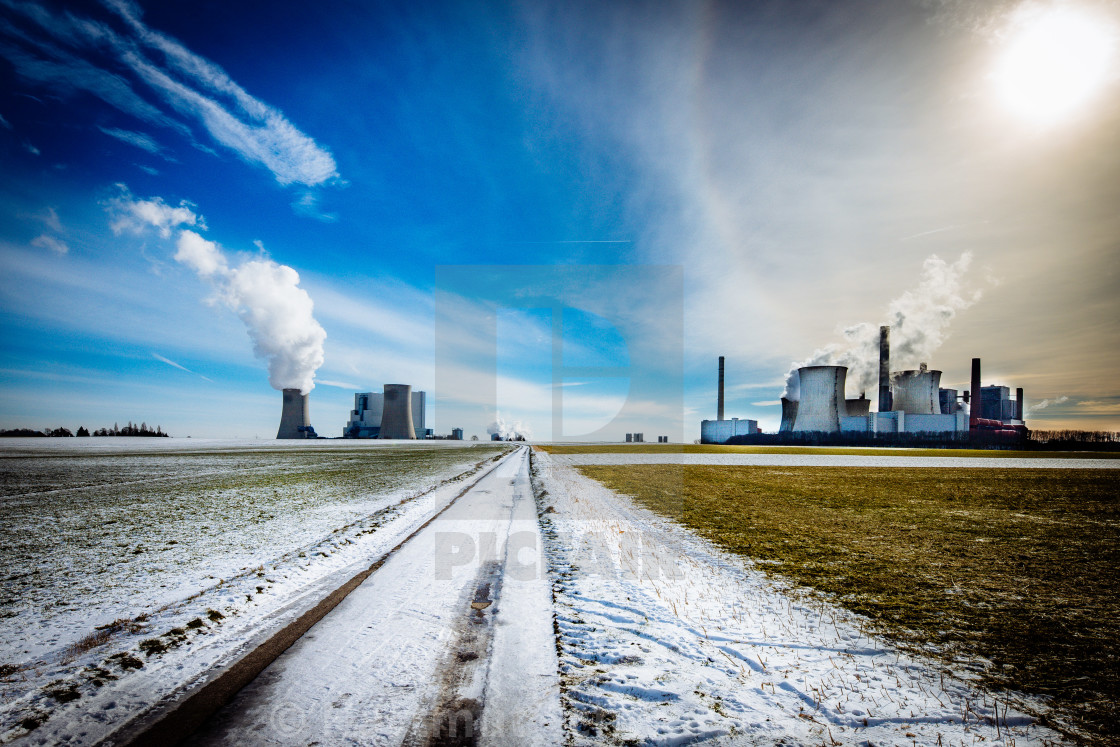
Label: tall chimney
xmin=380 ymin=384 xmax=417 ymax=439
xmin=1016 ymin=387 xmax=1024 ymax=421
xmin=276 ymin=388 xmax=310 ymax=439
xmin=717 ymin=356 xmax=725 ymax=421
xmin=970 ymin=358 xmax=982 ymax=422
xmin=878 ymin=326 xmax=891 ymax=412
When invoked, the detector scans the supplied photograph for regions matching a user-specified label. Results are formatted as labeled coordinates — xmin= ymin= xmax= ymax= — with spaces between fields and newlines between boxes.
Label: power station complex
xmin=275 ymin=384 xmax=432 ymax=439
xmin=702 ymin=326 xmax=1027 ymax=443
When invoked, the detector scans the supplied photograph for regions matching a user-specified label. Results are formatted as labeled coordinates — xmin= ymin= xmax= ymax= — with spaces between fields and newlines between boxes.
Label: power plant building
xmin=776 ymin=327 xmax=1025 ymax=438
xmin=700 ymin=356 xmax=761 ymax=443
xmin=344 ymin=387 xmax=431 ymax=438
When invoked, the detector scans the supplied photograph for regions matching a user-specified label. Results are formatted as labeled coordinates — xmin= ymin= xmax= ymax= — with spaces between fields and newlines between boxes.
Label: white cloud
xmin=174 ymin=230 xmax=227 ymax=277
xmin=30 ymin=234 xmax=68 ymax=254
xmin=105 ymin=185 xmax=204 ymax=238
xmin=0 ymin=0 xmax=338 ymax=188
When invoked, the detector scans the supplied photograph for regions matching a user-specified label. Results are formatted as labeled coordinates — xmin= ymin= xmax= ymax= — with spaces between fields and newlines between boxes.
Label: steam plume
xmin=106 ymin=187 xmax=325 ymax=394
xmin=1026 ymin=396 xmax=1069 ymax=414
xmin=175 ymin=231 xmax=325 ymax=393
xmin=783 ymin=253 xmax=981 ymax=400
xmin=487 ymin=412 xmax=532 ymax=441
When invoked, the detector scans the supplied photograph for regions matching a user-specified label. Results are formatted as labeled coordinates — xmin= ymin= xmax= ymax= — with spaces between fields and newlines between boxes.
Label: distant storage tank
xmin=891 ymin=368 xmax=941 ymax=414
xmin=276 ymin=388 xmax=311 ymax=439
xmin=379 ymin=384 xmax=416 ymax=439
xmin=845 ymin=396 xmax=871 ymax=417
xmin=779 ymin=397 xmax=799 ymax=433
xmin=792 ymin=366 xmax=847 ymax=432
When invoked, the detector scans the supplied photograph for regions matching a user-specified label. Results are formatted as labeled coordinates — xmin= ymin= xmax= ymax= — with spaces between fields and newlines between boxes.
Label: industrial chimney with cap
xmin=276 ymin=388 xmax=312 ymax=439
xmin=379 ymin=384 xmax=417 ymax=439
xmin=717 ymin=356 xmax=725 ymax=421
xmin=878 ymin=325 xmax=891 ymax=412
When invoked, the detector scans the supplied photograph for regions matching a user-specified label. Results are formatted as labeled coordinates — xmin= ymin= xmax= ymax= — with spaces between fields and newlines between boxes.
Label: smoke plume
xmin=783 ymin=253 xmax=981 ymax=400
xmin=175 ymin=231 xmax=326 ymax=393
xmin=487 ymin=412 xmax=532 ymax=441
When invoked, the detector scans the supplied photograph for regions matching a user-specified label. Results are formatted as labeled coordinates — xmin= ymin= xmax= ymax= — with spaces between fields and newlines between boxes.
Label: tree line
xmin=0 ymin=421 xmax=170 ymax=438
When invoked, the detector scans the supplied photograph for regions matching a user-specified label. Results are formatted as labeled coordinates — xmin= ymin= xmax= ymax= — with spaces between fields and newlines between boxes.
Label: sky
xmin=1 ymin=0 xmax=1118 ymax=439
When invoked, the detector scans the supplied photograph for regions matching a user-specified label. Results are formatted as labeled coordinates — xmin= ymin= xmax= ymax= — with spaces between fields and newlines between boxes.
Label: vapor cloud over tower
xmin=782 ymin=253 xmax=982 ymax=401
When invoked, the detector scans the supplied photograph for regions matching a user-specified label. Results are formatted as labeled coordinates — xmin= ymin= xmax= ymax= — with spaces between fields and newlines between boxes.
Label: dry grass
xmin=578 ymin=464 xmax=1120 ymax=745
xmin=539 ymin=443 xmax=1118 ymax=458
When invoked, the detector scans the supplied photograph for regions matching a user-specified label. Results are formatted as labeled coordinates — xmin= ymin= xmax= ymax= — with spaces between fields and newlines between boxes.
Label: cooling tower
xmin=276 ymin=388 xmax=310 ymax=439
xmin=878 ymin=326 xmax=891 ymax=412
xmin=845 ymin=396 xmax=871 ymax=417
xmin=380 ymin=384 xmax=416 ymax=439
xmin=779 ymin=397 xmax=798 ymax=433
xmin=792 ymin=366 xmax=846 ymax=433
xmin=717 ymin=356 xmax=725 ymax=421
xmin=891 ymin=369 xmax=941 ymax=414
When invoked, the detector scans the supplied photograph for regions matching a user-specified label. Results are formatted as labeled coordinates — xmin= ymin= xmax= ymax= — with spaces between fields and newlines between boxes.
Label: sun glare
xmin=993 ymin=6 xmax=1116 ymax=127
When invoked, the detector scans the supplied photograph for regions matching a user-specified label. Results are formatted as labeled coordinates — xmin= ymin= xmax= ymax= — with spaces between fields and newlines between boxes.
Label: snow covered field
xmin=0 ymin=439 xmax=509 ymax=744
xmin=532 ymin=449 xmax=1065 ymax=746
xmin=0 ymin=440 xmax=1070 ymax=745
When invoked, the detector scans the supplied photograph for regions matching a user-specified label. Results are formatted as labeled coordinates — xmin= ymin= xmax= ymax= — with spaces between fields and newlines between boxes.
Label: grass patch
xmin=539 ymin=443 xmax=1119 ymax=458
xmin=578 ymin=464 xmax=1120 ymax=745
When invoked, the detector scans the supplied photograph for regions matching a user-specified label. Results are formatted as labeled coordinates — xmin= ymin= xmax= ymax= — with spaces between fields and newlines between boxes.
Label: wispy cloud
xmin=152 ymin=352 xmax=190 ymax=372
xmin=30 ymin=234 xmax=69 ymax=254
xmin=317 ymin=379 xmax=361 ymax=390
xmin=291 ymin=191 xmax=338 ymax=223
xmin=0 ymin=111 xmax=11 ymax=129
xmin=0 ymin=0 xmax=339 ymax=188
xmin=97 ymin=125 xmax=165 ymax=156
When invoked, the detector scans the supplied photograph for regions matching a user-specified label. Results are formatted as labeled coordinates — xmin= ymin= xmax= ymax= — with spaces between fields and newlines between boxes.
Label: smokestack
xmin=380 ymin=384 xmax=417 ymax=439
xmin=717 ymin=356 xmax=725 ymax=421
xmin=276 ymin=388 xmax=310 ymax=439
xmin=970 ymin=357 xmax=982 ymax=422
xmin=878 ymin=326 xmax=890 ymax=412
xmin=1016 ymin=387 xmax=1024 ymax=421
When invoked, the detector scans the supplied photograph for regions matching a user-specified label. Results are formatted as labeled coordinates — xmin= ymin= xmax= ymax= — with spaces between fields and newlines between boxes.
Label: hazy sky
xmin=1 ymin=0 xmax=1118 ymax=439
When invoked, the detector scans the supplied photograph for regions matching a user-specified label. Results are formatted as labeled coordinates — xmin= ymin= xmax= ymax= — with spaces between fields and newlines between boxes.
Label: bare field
xmin=577 ymin=463 xmax=1120 ymax=745
xmin=539 ymin=443 xmax=1119 ymax=459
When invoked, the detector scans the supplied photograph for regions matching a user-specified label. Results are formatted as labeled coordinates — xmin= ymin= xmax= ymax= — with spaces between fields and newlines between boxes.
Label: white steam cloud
xmin=783 ymin=253 xmax=982 ymax=400
xmin=487 ymin=412 xmax=532 ymax=441
xmin=1026 ymin=396 xmax=1069 ymax=414
xmin=107 ymin=188 xmax=325 ymax=394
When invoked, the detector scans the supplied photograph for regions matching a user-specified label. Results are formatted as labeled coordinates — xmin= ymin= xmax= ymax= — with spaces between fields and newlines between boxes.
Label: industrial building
xmin=344 ymin=385 xmax=431 ymax=439
xmin=700 ymin=356 xmax=761 ymax=443
xmin=777 ymin=326 xmax=1026 ymax=439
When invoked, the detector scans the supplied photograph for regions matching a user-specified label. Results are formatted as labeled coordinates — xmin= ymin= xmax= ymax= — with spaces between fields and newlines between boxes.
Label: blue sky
xmin=1 ymin=0 xmax=1118 ymax=439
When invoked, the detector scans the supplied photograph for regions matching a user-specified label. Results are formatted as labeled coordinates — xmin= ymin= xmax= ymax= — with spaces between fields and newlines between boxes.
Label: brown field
xmin=538 ymin=443 xmax=1119 ymax=458
xmin=576 ymin=464 xmax=1120 ymax=745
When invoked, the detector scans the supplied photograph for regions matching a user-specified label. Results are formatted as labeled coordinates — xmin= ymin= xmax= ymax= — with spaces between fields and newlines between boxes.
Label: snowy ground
xmin=532 ymin=449 xmax=1065 ymax=746
xmin=188 ymin=445 xmax=559 ymax=746
xmin=1 ymin=441 xmax=1071 ymax=745
xmin=0 ymin=439 xmax=509 ymax=745
xmin=551 ymin=452 xmax=1120 ymax=469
